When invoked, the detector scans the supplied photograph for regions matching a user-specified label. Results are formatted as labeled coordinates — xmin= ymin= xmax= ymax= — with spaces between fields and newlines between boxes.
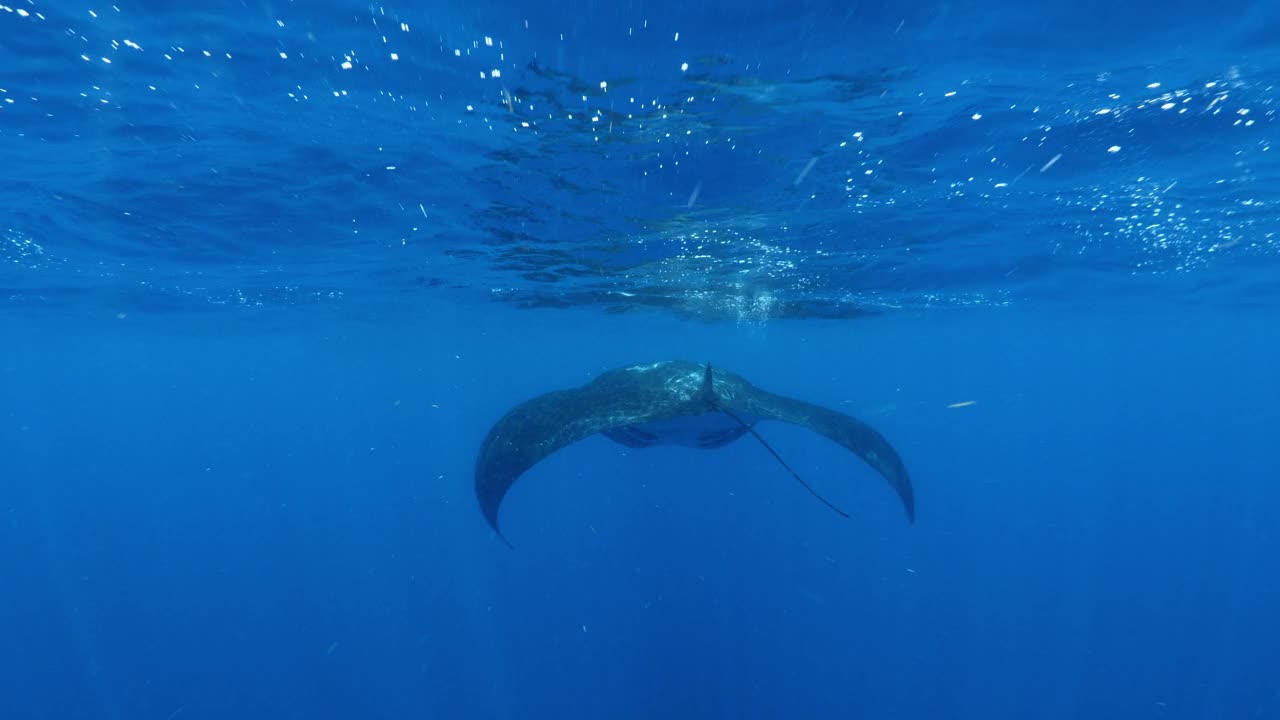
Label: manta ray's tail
xmin=717 ymin=405 xmax=852 ymax=520
xmin=705 ymin=362 xmax=852 ymax=519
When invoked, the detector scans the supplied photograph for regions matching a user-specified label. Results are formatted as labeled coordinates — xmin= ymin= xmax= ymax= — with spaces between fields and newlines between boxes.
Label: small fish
xmin=947 ymin=400 xmax=977 ymax=409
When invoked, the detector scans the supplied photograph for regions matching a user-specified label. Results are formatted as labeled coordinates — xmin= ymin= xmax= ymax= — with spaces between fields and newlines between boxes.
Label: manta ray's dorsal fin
xmin=715 ymin=405 xmax=851 ymax=520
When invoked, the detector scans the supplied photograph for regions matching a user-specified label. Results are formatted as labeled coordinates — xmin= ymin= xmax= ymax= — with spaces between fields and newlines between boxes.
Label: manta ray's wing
xmin=474 ymin=365 xmax=704 ymax=539
xmin=719 ymin=385 xmax=915 ymax=521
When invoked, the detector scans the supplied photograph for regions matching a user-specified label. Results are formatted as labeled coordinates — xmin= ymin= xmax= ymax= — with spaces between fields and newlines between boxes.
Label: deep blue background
xmin=3 ymin=307 xmax=1278 ymax=719
xmin=4 ymin=0 xmax=1280 ymax=718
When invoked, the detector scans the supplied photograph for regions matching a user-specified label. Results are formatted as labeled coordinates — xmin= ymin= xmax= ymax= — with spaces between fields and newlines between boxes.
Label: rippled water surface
xmin=6 ymin=0 xmax=1280 ymax=320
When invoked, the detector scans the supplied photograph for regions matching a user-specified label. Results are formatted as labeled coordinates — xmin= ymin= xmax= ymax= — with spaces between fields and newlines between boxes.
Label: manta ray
xmin=475 ymin=360 xmax=914 ymax=544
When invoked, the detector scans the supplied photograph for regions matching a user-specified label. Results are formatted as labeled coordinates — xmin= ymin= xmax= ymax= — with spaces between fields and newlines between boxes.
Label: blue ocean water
xmin=3 ymin=1 xmax=1280 ymax=718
